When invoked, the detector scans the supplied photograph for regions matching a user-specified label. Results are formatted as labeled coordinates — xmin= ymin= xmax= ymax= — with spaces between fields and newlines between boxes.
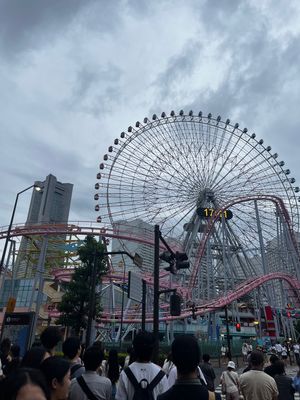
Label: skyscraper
xmin=15 ymin=174 xmax=73 ymax=278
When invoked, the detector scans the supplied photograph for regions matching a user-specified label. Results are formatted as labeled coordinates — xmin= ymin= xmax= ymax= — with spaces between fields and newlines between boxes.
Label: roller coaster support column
xmin=224 ymin=305 xmax=232 ymax=360
xmin=153 ymin=225 xmax=160 ymax=363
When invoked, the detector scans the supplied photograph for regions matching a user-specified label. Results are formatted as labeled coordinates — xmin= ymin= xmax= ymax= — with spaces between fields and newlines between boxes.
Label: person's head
xmin=1 ymin=367 xmax=50 ymax=400
xmin=202 ymin=354 xmax=210 ymax=363
xmin=227 ymin=361 xmax=236 ymax=370
xmin=269 ymin=354 xmax=279 ymax=365
xmin=40 ymin=327 xmax=62 ymax=354
xmin=273 ymin=360 xmax=285 ymax=375
xmin=11 ymin=344 xmax=21 ymax=358
xmin=0 ymin=338 xmax=11 ymax=355
xmin=83 ymin=346 xmax=104 ymax=372
xmin=62 ymin=337 xmax=81 ymax=361
xmin=92 ymin=341 xmax=103 ymax=350
xmin=107 ymin=349 xmax=120 ymax=384
xmin=172 ymin=335 xmax=200 ymax=375
xmin=132 ymin=331 xmax=155 ymax=362
xmin=40 ymin=356 xmax=70 ymax=400
xmin=250 ymin=350 xmax=264 ymax=369
xmin=21 ymin=347 xmax=49 ymax=369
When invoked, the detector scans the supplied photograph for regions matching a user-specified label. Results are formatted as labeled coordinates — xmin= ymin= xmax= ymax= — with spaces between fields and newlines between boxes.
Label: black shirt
xmin=157 ymin=379 xmax=209 ymax=400
xmin=274 ymin=374 xmax=295 ymax=400
xmin=200 ymin=363 xmax=216 ymax=391
xmin=264 ymin=364 xmax=278 ymax=378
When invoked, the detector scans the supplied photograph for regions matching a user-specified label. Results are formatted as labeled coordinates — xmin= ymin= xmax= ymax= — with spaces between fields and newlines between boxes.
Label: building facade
xmin=15 ymin=174 xmax=73 ymax=279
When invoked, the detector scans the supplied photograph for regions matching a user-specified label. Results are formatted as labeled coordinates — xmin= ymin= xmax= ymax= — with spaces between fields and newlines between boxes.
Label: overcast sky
xmin=1 ymin=0 xmax=300 ymax=230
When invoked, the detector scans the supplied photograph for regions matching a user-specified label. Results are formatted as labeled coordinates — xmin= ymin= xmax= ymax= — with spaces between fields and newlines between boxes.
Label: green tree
xmin=57 ymin=236 xmax=108 ymax=334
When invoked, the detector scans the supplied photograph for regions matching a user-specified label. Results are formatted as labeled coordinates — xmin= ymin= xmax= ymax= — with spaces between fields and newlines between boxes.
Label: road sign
xmin=128 ymin=271 xmax=143 ymax=302
xmin=1 ymin=312 xmax=35 ymax=356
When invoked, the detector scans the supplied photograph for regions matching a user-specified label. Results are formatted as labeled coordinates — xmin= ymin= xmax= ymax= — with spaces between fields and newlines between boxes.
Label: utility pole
xmin=224 ymin=305 xmax=232 ymax=360
xmin=141 ymin=280 xmax=146 ymax=331
xmin=85 ymin=251 xmax=98 ymax=348
xmin=153 ymin=225 xmax=160 ymax=362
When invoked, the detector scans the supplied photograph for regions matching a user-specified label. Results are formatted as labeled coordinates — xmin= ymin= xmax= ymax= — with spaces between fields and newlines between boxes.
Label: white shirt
xmin=275 ymin=343 xmax=283 ymax=353
xmin=116 ymin=362 xmax=168 ymax=400
xmin=281 ymin=346 xmax=287 ymax=356
xmin=167 ymin=366 xmax=207 ymax=388
xmin=294 ymin=344 xmax=300 ymax=354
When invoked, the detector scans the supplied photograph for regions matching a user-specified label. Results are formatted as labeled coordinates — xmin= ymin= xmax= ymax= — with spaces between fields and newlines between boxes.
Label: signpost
xmin=1 ymin=312 xmax=35 ymax=356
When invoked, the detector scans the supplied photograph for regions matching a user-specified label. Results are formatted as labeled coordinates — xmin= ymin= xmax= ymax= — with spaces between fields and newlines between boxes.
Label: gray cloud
xmin=1 ymin=0 xmax=300 ymax=238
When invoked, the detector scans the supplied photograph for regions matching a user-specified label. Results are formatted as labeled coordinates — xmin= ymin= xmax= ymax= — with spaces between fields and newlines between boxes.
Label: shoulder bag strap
xmin=77 ymin=376 xmax=98 ymax=400
xmin=149 ymin=370 xmax=165 ymax=390
xmin=226 ymin=371 xmax=238 ymax=386
xmin=124 ymin=367 xmax=140 ymax=389
xmin=71 ymin=363 xmax=82 ymax=376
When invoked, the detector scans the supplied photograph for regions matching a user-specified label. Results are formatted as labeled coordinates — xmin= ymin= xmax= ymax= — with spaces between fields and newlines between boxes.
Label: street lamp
xmin=0 ymin=184 xmax=41 ymax=273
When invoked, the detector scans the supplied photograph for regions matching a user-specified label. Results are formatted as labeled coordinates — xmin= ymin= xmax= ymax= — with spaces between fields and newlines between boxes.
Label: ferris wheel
xmin=95 ymin=111 xmax=300 ymax=310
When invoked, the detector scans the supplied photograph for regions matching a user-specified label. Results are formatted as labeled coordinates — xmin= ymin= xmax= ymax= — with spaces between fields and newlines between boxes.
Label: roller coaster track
xmin=1 ymin=219 xmax=300 ymax=324
xmin=92 ymin=272 xmax=300 ymax=324
xmin=188 ymin=194 xmax=300 ymax=292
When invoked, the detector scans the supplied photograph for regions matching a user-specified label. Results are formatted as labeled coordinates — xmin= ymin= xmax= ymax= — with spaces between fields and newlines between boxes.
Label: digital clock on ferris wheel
xmin=197 ymin=207 xmax=233 ymax=220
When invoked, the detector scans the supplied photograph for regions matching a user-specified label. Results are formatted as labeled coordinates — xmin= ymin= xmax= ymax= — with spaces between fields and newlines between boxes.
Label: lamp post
xmin=0 ymin=184 xmax=41 ymax=274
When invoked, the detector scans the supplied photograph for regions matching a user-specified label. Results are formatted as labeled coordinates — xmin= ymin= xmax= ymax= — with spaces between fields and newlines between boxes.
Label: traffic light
xmin=170 ymin=293 xmax=181 ymax=316
xmin=235 ymin=322 xmax=241 ymax=332
xmin=191 ymin=303 xmax=197 ymax=320
xmin=160 ymin=251 xmax=176 ymax=274
xmin=175 ymin=252 xmax=190 ymax=270
xmin=160 ymin=251 xmax=190 ymax=274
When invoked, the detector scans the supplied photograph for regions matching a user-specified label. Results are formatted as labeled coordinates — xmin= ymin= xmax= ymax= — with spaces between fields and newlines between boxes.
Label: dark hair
xmin=62 ymin=337 xmax=81 ymax=360
xmin=40 ymin=327 xmax=62 ymax=351
xmin=249 ymin=350 xmax=264 ymax=367
xmin=274 ymin=360 xmax=285 ymax=375
xmin=172 ymin=335 xmax=200 ymax=374
xmin=133 ymin=331 xmax=155 ymax=361
xmin=40 ymin=356 xmax=70 ymax=387
xmin=269 ymin=354 xmax=279 ymax=364
xmin=107 ymin=349 xmax=120 ymax=384
xmin=0 ymin=367 xmax=50 ymax=400
xmin=21 ymin=347 xmax=47 ymax=369
xmin=92 ymin=341 xmax=103 ymax=350
xmin=202 ymin=353 xmax=210 ymax=362
xmin=83 ymin=346 xmax=104 ymax=371
xmin=0 ymin=338 xmax=11 ymax=354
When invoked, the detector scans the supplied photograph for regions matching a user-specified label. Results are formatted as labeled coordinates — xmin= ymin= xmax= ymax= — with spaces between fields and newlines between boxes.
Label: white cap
xmin=227 ymin=361 xmax=236 ymax=369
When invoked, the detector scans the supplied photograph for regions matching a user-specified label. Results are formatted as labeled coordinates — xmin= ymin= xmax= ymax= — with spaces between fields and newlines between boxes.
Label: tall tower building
xmin=15 ymin=174 xmax=73 ymax=278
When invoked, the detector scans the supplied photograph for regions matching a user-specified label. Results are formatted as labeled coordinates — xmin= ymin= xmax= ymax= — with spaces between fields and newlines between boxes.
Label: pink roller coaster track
xmin=0 ymin=196 xmax=299 ymax=324
xmin=188 ymin=194 xmax=300 ymax=293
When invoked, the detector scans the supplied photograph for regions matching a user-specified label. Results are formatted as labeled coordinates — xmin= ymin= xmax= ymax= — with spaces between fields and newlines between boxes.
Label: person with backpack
xmin=69 ymin=346 xmax=112 ymax=400
xmin=157 ymin=335 xmax=214 ymax=400
xmin=116 ymin=331 xmax=168 ymax=400
xmin=62 ymin=337 xmax=85 ymax=380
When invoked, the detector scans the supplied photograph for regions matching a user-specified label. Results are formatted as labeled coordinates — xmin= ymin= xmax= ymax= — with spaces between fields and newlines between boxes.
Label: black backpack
xmin=124 ymin=367 xmax=165 ymax=400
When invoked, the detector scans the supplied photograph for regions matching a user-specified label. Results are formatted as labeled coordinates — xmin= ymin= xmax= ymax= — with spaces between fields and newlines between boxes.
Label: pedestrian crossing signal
xmin=235 ymin=323 xmax=241 ymax=332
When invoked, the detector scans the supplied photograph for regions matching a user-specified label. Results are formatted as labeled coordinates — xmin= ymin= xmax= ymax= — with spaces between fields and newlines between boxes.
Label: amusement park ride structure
xmin=1 ymin=112 xmax=300 ymax=341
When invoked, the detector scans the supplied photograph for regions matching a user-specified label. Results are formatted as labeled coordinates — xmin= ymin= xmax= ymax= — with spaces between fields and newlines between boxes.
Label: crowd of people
xmin=0 ymin=327 xmax=300 ymax=400
xmin=220 ymin=341 xmax=300 ymax=400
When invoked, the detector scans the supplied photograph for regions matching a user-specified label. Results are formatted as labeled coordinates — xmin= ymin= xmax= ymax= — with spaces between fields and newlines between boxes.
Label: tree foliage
xmin=57 ymin=236 xmax=108 ymax=334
